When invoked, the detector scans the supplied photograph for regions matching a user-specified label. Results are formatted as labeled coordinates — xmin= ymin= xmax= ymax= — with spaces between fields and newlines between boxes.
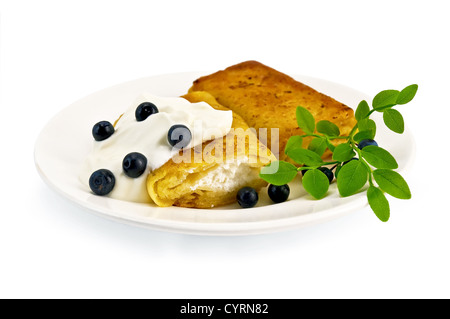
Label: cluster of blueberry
xmin=88 ymin=102 xmax=192 ymax=196
xmin=89 ymin=150 xmax=148 ymax=196
xmin=236 ymin=184 xmax=290 ymax=208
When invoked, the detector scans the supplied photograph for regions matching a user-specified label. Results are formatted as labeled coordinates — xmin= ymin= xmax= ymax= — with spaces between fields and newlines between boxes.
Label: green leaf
xmin=316 ymin=120 xmax=340 ymax=137
xmin=397 ymin=84 xmax=418 ymax=105
xmin=367 ymin=186 xmax=390 ymax=222
xmin=284 ymin=135 xmax=303 ymax=154
xmin=372 ymin=89 xmax=400 ymax=110
xmin=383 ymin=108 xmax=404 ymax=133
xmin=337 ymin=160 xmax=369 ymax=197
xmin=354 ymin=130 xmax=375 ymax=143
xmin=308 ymin=137 xmax=328 ymax=156
xmin=287 ymin=148 xmax=324 ymax=166
xmin=373 ymin=169 xmax=411 ymax=199
xmin=259 ymin=161 xmax=298 ymax=186
xmin=332 ymin=143 xmax=356 ymax=162
xmin=296 ymin=106 xmax=315 ymax=134
xmin=361 ymin=145 xmax=398 ymax=169
xmin=357 ymin=118 xmax=376 ymax=139
xmin=302 ymin=169 xmax=330 ymax=199
xmin=355 ymin=100 xmax=370 ymax=121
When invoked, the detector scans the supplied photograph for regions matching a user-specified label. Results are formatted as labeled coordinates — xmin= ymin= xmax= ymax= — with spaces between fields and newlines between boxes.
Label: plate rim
xmin=34 ymin=71 xmax=416 ymax=236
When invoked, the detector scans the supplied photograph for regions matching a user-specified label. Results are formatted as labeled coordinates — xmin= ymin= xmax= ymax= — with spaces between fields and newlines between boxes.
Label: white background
xmin=1 ymin=0 xmax=449 ymax=299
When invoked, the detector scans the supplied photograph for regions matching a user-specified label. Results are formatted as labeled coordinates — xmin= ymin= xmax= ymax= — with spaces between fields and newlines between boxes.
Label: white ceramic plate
xmin=34 ymin=71 xmax=415 ymax=235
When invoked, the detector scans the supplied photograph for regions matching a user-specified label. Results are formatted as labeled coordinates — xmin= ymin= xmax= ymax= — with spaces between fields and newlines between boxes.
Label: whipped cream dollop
xmin=79 ymin=93 xmax=233 ymax=202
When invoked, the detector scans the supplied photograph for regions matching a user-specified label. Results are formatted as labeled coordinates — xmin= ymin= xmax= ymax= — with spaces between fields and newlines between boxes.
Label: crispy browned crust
xmin=189 ymin=60 xmax=356 ymax=160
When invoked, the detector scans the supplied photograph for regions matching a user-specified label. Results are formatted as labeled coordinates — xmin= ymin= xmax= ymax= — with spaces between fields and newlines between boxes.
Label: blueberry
xmin=92 ymin=121 xmax=115 ymax=141
xmin=268 ymin=184 xmax=290 ymax=203
xmin=237 ymin=187 xmax=259 ymax=208
xmin=135 ymin=102 xmax=159 ymax=121
xmin=122 ymin=152 xmax=148 ymax=178
xmin=358 ymin=139 xmax=378 ymax=149
xmin=167 ymin=124 xmax=192 ymax=149
xmin=89 ymin=169 xmax=115 ymax=196
xmin=318 ymin=167 xmax=334 ymax=184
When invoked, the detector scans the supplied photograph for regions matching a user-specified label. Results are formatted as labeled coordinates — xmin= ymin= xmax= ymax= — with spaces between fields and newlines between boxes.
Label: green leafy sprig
xmin=259 ymin=84 xmax=418 ymax=221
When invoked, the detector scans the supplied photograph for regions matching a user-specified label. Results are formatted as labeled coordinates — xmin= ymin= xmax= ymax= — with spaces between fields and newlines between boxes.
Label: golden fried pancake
xmin=146 ymin=91 xmax=276 ymax=208
xmin=188 ymin=60 xmax=357 ymax=160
